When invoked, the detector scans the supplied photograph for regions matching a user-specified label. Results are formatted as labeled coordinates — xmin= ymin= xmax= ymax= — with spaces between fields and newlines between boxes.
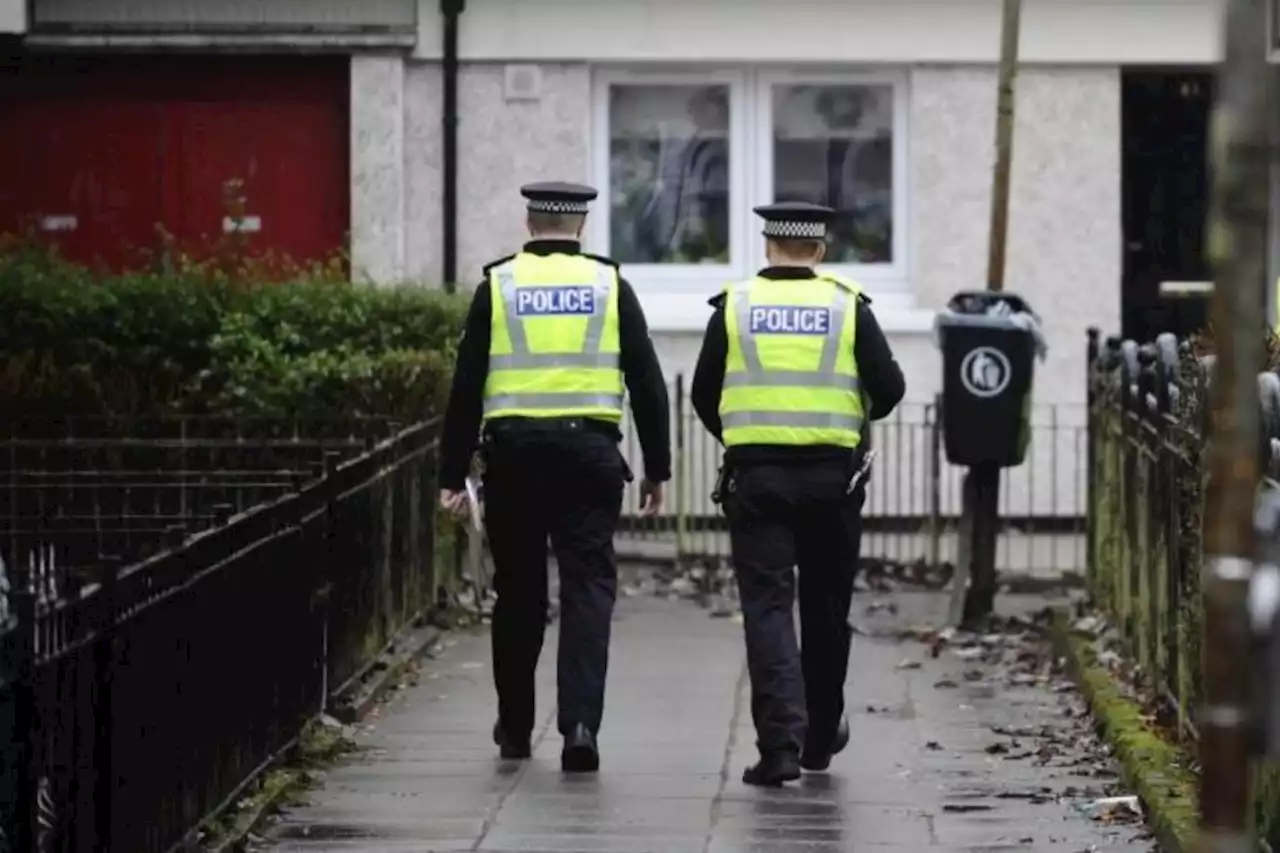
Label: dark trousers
xmin=482 ymin=429 xmax=625 ymax=739
xmin=724 ymin=461 xmax=865 ymax=755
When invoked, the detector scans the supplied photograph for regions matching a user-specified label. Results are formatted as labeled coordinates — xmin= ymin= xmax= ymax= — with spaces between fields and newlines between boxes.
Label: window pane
xmin=772 ymin=84 xmax=894 ymax=264
xmin=607 ymin=84 xmax=731 ymax=265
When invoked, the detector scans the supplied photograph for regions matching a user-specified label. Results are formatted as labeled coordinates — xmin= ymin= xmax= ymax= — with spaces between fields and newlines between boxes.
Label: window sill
xmin=635 ymin=290 xmax=937 ymax=335
xmin=875 ymin=308 xmax=937 ymax=335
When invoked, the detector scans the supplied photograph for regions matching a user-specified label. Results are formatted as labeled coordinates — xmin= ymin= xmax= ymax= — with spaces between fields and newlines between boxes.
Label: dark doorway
xmin=1121 ymin=70 xmax=1212 ymax=343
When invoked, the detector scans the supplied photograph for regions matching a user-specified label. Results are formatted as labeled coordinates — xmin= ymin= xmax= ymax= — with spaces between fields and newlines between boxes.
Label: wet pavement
xmin=613 ymin=531 xmax=1087 ymax=580
xmin=260 ymin=588 xmax=1156 ymax=852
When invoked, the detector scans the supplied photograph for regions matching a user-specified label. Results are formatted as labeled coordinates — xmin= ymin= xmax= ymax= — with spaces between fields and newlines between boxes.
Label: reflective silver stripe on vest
xmin=490 ymin=261 xmax=619 ymax=371
xmin=724 ymin=286 xmax=860 ymax=392
xmin=721 ymin=410 xmax=864 ymax=431
xmin=485 ymin=392 xmax=624 ymax=411
xmin=490 ymin=352 xmax=615 ymax=370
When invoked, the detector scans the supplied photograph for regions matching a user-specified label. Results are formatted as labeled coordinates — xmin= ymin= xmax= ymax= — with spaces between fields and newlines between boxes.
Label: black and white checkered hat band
xmin=762 ymin=220 xmax=826 ymax=239
xmin=527 ymin=199 xmax=590 ymax=214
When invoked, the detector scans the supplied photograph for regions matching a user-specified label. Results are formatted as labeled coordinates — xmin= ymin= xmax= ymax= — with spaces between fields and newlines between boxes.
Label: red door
xmin=0 ymin=98 xmax=171 ymax=271
xmin=176 ymin=100 xmax=350 ymax=269
xmin=0 ymin=56 xmax=350 ymax=272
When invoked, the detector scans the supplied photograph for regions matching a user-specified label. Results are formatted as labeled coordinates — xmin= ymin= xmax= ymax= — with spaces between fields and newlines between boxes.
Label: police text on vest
xmin=749 ymin=306 xmax=831 ymax=335
xmin=515 ymin=286 xmax=597 ymax=316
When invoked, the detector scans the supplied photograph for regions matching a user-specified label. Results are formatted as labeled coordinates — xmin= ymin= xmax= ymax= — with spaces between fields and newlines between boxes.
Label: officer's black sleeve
xmin=854 ymin=298 xmax=906 ymax=421
xmin=438 ymin=282 xmax=492 ymax=490
xmin=690 ymin=305 xmax=727 ymax=443
xmin=617 ymin=278 xmax=672 ymax=483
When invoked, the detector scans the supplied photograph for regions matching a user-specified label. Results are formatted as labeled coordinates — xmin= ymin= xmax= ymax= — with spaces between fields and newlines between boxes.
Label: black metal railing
xmin=0 ymin=418 xmax=444 ymax=853
xmin=1086 ymin=328 xmax=1215 ymax=738
xmin=0 ymin=416 xmax=402 ymax=581
xmin=617 ymin=375 xmax=1088 ymax=580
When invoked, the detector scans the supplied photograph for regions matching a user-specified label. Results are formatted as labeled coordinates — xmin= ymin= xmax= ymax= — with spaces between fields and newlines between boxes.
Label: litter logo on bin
xmin=959 ymin=347 xmax=1011 ymax=398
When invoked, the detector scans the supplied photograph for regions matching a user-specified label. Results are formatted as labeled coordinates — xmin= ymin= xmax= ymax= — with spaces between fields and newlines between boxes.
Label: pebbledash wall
xmin=350 ymin=0 xmax=1225 ymax=518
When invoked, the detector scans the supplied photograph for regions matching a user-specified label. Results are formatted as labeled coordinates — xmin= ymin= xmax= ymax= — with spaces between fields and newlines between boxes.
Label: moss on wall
xmin=1054 ymin=613 xmax=1198 ymax=851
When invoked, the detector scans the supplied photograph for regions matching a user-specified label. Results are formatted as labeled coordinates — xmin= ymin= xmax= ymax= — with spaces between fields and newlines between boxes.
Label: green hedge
xmin=0 ymin=247 xmax=468 ymax=419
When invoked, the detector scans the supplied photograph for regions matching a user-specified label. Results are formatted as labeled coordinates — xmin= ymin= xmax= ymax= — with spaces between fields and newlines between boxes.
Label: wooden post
xmin=985 ymin=0 xmax=1021 ymax=295
xmin=1196 ymin=0 xmax=1271 ymax=849
xmin=959 ymin=0 xmax=1022 ymax=626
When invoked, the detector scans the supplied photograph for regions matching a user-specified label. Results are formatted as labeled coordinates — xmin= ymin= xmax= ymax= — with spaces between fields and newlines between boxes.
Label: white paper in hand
xmin=463 ymin=476 xmax=492 ymax=594
xmin=464 ymin=477 xmax=483 ymax=533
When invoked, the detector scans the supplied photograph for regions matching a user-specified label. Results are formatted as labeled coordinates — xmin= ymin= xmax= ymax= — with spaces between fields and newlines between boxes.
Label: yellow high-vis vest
xmin=719 ymin=275 xmax=864 ymax=448
xmin=483 ymin=252 xmax=624 ymax=423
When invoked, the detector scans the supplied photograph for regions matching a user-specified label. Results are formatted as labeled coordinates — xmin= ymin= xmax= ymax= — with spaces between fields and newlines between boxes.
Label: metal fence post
xmin=421 ymin=439 xmax=441 ymax=615
xmin=1103 ymin=335 xmax=1123 ymax=612
xmin=94 ymin=555 xmax=121 ymax=853
xmin=320 ymin=451 xmax=341 ymax=704
xmin=927 ymin=394 xmax=942 ymax=571
xmin=674 ymin=374 xmax=688 ymax=569
xmin=12 ymin=571 xmax=37 ymax=853
xmin=1086 ymin=327 xmax=1100 ymax=592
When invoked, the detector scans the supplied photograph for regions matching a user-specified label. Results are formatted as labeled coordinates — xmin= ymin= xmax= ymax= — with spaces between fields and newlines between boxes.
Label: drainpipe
xmin=440 ymin=0 xmax=464 ymax=293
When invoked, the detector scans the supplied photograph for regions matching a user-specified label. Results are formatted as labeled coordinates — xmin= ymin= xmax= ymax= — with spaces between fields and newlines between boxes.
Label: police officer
xmin=438 ymin=181 xmax=671 ymax=773
xmin=690 ymin=201 xmax=905 ymax=786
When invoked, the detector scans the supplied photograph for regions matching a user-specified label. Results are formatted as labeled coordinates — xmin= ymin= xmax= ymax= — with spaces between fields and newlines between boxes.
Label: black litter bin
xmin=936 ymin=291 xmax=1039 ymax=468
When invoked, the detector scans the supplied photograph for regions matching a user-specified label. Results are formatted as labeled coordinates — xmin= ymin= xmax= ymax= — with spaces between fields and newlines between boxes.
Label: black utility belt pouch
xmin=711 ymin=465 xmax=735 ymax=505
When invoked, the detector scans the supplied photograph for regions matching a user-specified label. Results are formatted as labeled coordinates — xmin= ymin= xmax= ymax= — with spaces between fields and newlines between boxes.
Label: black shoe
xmin=801 ymin=717 xmax=850 ymax=772
xmin=560 ymin=723 xmax=600 ymax=773
xmin=831 ymin=716 xmax=850 ymax=755
xmin=493 ymin=721 xmax=531 ymax=760
xmin=742 ymin=749 xmax=801 ymax=787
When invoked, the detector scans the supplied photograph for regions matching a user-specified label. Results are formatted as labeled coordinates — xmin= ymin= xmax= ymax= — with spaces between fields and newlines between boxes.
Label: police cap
xmin=753 ymin=201 xmax=836 ymax=240
xmin=521 ymin=181 xmax=598 ymax=215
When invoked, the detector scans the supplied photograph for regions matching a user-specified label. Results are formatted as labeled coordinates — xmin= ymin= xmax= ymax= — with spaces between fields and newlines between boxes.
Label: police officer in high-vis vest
xmin=438 ymin=181 xmax=671 ymax=773
xmin=691 ymin=201 xmax=905 ymax=786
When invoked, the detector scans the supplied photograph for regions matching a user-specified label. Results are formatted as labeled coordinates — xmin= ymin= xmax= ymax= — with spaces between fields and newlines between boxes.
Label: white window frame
xmin=754 ymin=68 xmax=910 ymax=295
xmin=589 ymin=68 xmax=750 ymax=293
xmin=589 ymin=65 xmax=913 ymax=329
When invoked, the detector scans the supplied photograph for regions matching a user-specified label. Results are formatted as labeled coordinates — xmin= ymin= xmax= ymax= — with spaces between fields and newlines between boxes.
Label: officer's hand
xmin=639 ymin=480 xmax=663 ymax=517
xmin=439 ymin=489 xmax=469 ymax=520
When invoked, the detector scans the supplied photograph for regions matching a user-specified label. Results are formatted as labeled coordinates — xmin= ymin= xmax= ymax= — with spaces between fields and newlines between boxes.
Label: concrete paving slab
xmin=259 ymin=588 xmax=1156 ymax=853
